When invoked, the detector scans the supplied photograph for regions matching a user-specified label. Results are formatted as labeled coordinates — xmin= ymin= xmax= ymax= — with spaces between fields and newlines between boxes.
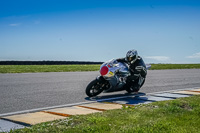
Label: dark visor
xmin=128 ymin=55 xmax=136 ymax=61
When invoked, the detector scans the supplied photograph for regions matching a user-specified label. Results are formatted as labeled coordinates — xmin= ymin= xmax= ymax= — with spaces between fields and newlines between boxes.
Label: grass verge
xmin=9 ymin=95 xmax=200 ymax=133
xmin=0 ymin=65 xmax=100 ymax=73
xmin=0 ymin=64 xmax=200 ymax=73
xmin=150 ymin=64 xmax=200 ymax=70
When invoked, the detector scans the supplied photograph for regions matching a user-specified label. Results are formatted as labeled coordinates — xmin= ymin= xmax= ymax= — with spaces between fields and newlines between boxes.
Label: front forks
xmin=96 ymin=76 xmax=110 ymax=90
xmin=96 ymin=76 xmax=106 ymax=82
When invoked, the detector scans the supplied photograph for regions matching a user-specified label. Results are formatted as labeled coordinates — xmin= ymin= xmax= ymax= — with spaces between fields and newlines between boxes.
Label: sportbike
xmin=86 ymin=59 xmax=151 ymax=97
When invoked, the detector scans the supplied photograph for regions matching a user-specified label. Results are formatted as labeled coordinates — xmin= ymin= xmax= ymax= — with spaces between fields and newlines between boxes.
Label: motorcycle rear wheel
xmin=86 ymin=79 xmax=104 ymax=97
xmin=126 ymin=79 xmax=145 ymax=93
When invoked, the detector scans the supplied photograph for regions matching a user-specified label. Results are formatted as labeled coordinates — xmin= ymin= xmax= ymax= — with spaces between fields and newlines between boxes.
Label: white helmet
xmin=126 ymin=49 xmax=138 ymax=63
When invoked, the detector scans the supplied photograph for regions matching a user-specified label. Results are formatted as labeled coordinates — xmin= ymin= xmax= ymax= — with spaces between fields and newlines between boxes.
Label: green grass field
xmin=0 ymin=65 xmax=100 ymax=73
xmin=0 ymin=64 xmax=200 ymax=73
xmin=10 ymin=95 xmax=200 ymax=133
xmin=150 ymin=64 xmax=200 ymax=70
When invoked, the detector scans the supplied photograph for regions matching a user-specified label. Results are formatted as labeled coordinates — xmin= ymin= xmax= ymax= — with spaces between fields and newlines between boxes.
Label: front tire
xmin=86 ymin=80 xmax=104 ymax=97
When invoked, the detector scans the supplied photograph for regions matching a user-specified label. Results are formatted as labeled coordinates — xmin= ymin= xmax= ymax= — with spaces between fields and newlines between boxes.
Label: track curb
xmin=1 ymin=87 xmax=200 ymax=132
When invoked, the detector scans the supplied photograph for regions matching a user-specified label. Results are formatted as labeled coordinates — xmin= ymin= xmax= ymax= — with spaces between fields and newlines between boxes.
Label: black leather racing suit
xmin=116 ymin=56 xmax=147 ymax=92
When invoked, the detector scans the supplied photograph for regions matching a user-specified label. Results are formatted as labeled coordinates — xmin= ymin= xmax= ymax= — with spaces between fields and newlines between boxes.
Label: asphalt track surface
xmin=0 ymin=69 xmax=200 ymax=114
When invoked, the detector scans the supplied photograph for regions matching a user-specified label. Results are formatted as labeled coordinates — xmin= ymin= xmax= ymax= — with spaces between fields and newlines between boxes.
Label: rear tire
xmin=125 ymin=79 xmax=145 ymax=93
xmin=86 ymin=80 xmax=104 ymax=97
xmin=126 ymin=87 xmax=139 ymax=93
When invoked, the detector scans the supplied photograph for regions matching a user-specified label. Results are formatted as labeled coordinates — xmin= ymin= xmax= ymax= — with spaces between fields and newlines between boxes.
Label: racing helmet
xmin=126 ymin=49 xmax=138 ymax=63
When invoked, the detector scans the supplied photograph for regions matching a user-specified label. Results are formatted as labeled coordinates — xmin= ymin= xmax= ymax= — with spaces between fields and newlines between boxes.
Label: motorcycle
xmin=85 ymin=59 xmax=151 ymax=97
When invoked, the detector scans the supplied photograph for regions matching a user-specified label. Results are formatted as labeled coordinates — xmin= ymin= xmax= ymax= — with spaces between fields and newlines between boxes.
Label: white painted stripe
xmin=0 ymin=119 xmax=24 ymax=132
xmin=147 ymin=87 xmax=200 ymax=95
xmin=98 ymin=87 xmax=200 ymax=102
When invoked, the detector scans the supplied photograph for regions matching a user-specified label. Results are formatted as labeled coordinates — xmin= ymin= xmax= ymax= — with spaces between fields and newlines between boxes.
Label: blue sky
xmin=0 ymin=0 xmax=200 ymax=63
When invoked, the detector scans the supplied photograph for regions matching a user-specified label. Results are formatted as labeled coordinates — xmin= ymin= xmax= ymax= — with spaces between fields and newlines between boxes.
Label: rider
xmin=116 ymin=49 xmax=147 ymax=93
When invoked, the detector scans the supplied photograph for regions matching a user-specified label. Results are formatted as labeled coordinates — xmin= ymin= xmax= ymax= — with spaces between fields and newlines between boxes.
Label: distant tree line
xmin=0 ymin=61 xmax=103 ymax=65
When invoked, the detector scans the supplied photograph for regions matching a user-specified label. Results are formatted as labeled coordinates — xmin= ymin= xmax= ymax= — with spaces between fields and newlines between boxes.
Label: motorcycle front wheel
xmin=86 ymin=79 xmax=104 ymax=97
